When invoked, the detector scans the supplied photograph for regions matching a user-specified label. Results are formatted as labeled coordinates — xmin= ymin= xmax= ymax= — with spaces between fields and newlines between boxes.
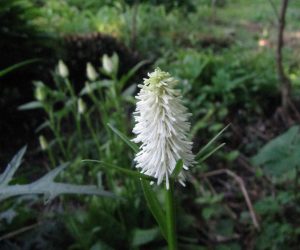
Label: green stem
xmin=46 ymin=147 xmax=56 ymax=168
xmin=48 ymin=107 xmax=68 ymax=159
xmin=165 ymin=181 xmax=177 ymax=250
xmin=76 ymin=114 xmax=86 ymax=157
xmin=66 ymin=79 xmax=86 ymax=157
xmin=84 ymin=114 xmax=102 ymax=157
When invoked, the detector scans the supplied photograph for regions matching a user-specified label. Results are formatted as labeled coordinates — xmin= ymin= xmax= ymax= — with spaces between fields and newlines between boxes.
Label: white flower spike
xmin=132 ymin=68 xmax=195 ymax=189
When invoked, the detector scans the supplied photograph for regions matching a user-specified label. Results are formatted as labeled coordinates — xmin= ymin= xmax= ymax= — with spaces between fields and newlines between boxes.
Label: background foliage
xmin=1 ymin=0 xmax=300 ymax=249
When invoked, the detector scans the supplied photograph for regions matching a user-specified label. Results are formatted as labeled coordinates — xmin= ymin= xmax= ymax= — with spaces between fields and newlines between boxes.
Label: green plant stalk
xmin=294 ymin=165 xmax=299 ymax=201
xmin=46 ymin=147 xmax=56 ymax=169
xmin=165 ymin=181 xmax=178 ymax=250
xmin=88 ymin=89 xmax=110 ymax=140
xmin=86 ymin=90 xmax=116 ymax=188
xmin=84 ymin=114 xmax=102 ymax=157
xmin=66 ymin=79 xmax=86 ymax=157
xmin=76 ymin=114 xmax=86 ymax=157
xmin=48 ymin=106 xmax=68 ymax=159
xmin=83 ymin=89 xmax=116 ymax=191
xmin=111 ymin=75 xmax=126 ymax=134
xmin=99 ymin=88 xmax=124 ymax=160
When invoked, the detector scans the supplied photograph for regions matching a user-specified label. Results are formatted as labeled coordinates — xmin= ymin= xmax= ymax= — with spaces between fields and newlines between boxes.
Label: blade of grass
xmin=119 ymin=60 xmax=149 ymax=89
xmin=141 ymin=179 xmax=167 ymax=240
xmin=198 ymin=143 xmax=226 ymax=163
xmin=107 ymin=123 xmax=138 ymax=153
xmin=82 ymin=160 xmax=154 ymax=181
xmin=196 ymin=124 xmax=230 ymax=159
xmin=0 ymin=146 xmax=27 ymax=186
xmin=0 ymin=59 xmax=40 ymax=77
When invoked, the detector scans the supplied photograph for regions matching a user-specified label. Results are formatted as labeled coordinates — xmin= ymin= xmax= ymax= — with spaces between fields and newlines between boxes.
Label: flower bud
xmin=77 ymin=98 xmax=86 ymax=115
xmin=86 ymin=62 xmax=98 ymax=81
xmin=35 ymin=83 xmax=46 ymax=101
xmin=39 ymin=135 xmax=48 ymax=151
xmin=57 ymin=60 xmax=69 ymax=78
xmin=102 ymin=54 xmax=114 ymax=74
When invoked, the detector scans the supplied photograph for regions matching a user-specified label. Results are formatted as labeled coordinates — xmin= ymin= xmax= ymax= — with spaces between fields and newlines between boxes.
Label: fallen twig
xmin=202 ymin=169 xmax=260 ymax=230
xmin=0 ymin=222 xmax=40 ymax=241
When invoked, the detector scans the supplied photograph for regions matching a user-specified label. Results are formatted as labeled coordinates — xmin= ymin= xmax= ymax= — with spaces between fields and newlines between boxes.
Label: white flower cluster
xmin=132 ymin=68 xmax=195 ymax=189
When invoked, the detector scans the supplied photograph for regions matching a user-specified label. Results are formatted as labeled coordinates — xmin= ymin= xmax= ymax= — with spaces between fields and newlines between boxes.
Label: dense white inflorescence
xmin=132 ymin=68 xmax=195 ymax=189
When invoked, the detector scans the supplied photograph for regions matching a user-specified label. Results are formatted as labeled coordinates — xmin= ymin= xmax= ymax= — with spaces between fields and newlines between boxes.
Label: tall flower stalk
xmin=132 ymin=68 xmax=195 ymax=249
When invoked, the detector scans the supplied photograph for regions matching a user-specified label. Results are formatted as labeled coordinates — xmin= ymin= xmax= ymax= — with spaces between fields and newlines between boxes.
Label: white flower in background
xmin=102 ymin=53 xmax=118 ymax=75
xmin=102 ymin=54 xmax=114 ymax=74
xmin=86 ymin=62 xmax=98 ymax=81
xmin=77 ymin=98 xmax=86 ymax=115
xmin=132 ymin=68 xmax=195 ymax=189
xmin=35 ymin=82 xmax=46 ymax=101
xmin=39 ymin=135 xmax=48 ymax=151
xmin=57 ymin=60 xmax=69 ymax=78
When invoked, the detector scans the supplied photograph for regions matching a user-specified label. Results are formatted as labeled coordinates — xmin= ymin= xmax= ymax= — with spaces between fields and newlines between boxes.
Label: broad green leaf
xmin=252 ymin=126 xmax=300 ymax=182
xmin=132 ymin=227 xmax=160 ymax=247
xmin=107 ymin=123 xmax=138 ymax=153
xmin=141 ymin=179 xmax=167 ymax=240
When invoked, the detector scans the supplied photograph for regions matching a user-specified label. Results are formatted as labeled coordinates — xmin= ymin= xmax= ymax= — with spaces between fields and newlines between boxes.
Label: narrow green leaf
xmin=190 ymin=108 xmax=214 ymax=138
xmin=230 ymin=73 xmax=255 ymax=86
xmin=79 ymin=80 xmax=113 ymax=95
xmin=196 ymin=124 xmax=230 ymax=159
xmin=35 ymin=120 xmax=50 ymax=133
xmin=18 ymin=101 xmax=43 ymax=111
xmin=0 ymin=146 xmax=27 ymax=186
xmin=0 ymin=59 xmax=40 ymax=77
xmin=82 ymin=160 xmax=154 ymax=181
xmin=171 ymin=159 xmax=183 ymax=178
xmin=107 ymin=123 xmax=138 ymax=153
xmin=119 ymin=60 xmax=149 ymax=89
xmin=198 ymin=143 xmax=226 ymax=163
xmin=141 ymin=179 xmax=167 ymax=240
